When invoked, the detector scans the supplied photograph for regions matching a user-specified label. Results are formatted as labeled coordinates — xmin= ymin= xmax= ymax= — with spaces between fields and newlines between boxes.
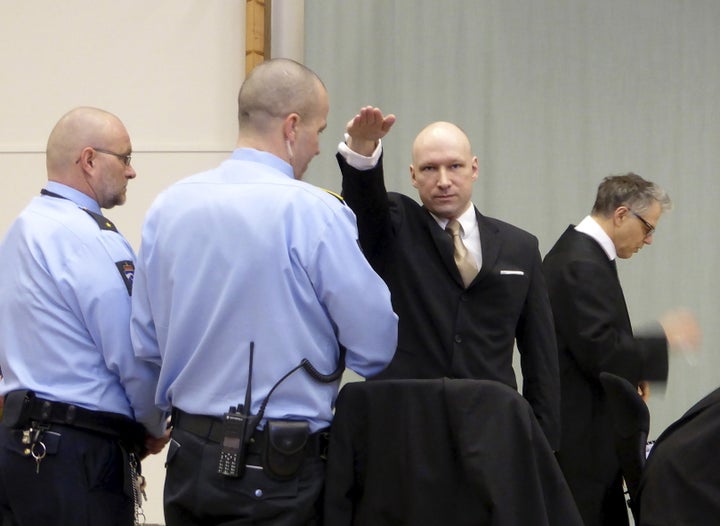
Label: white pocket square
xmin=500 ymin=270 xmax=525 ymax=276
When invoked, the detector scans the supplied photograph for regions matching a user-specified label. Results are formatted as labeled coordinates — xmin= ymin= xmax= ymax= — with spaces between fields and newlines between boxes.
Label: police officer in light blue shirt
xmin=0 ymin=107 xmax=168 ymax=526
xmin=131 ymin=59 xmax=398 ymax=526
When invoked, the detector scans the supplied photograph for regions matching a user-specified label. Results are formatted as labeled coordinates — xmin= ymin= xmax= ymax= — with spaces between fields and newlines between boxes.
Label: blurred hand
xmin=345 ymin=106 xmax=396 ymax=156
xmin=145 ymin=427 xmax=171 ymax=456
xmin=659 ymin=309 xmax=702 ymax=356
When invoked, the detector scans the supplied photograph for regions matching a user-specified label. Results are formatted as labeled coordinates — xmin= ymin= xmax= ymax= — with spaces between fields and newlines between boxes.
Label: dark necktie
xmin=446 ymin=220 xmax=478 ymax=287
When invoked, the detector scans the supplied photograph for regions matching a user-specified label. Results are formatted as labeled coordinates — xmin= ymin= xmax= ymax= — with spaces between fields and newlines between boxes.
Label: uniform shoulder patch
xmin=115 ymin=260 xmax=135 ymax=295
xmin=321 ymin=188 xmax=345 ymax=205
xmin=81 ymin=208 xmax=118 ymax=232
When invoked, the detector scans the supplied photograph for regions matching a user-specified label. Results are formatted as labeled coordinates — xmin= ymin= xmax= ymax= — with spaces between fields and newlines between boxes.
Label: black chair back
xmin=599 ymin=371 xmax=649 ymax=522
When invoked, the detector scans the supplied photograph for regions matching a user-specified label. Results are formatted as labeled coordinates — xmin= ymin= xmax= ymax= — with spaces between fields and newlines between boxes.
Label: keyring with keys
xmin=30 ymin=440 xmax=47 ymax=474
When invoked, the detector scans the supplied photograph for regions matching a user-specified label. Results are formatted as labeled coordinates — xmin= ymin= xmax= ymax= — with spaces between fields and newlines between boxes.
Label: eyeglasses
xmin=76 ymin=147 xmax=132 ymax=167
xmin=92 ymin=147 xmax=132 ymax=166
xmin=630 ymin=210 xmax=655 ymax=237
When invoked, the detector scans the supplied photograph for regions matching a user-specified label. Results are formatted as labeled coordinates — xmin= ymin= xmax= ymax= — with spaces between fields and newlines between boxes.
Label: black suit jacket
xmin=637 ymin=386 xmax=720 ymax=525
xmin=542 ymin=225 xmax=668 ymax=526
xmin=324 ymin=379 xmax=583 ymax=526
xmin=338 ymin=153 xmax=560 ymax=449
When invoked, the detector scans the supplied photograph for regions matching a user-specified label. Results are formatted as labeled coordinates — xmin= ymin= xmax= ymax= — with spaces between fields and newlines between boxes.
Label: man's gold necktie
xmin=446 ymin=220 xmax=478 ymax=288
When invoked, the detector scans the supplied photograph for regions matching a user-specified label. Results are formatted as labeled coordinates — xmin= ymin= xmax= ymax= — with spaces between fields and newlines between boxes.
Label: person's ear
xmin=283 ymin=113 xmax=300 ymax=141
xmin=613 ymin=206 xmax=630 ymax=226
xmin=409 ymin=164 xmax=419 ymax=188
xmin=76 ymin=147 xmax=95 ymax=170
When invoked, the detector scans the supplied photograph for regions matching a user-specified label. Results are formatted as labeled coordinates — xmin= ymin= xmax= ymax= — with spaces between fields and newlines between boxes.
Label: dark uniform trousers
xmin=0 ymin=423 xmax=133 ymax=526
xmin=165 ymin=414 xmax=326 ymax=526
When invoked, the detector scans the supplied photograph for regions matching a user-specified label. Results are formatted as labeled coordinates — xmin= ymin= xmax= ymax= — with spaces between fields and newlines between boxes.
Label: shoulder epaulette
xmin=321 ymin=188 xmax=345 ymax=205
xmin=81 ymin=208 xmax=118 ymax=232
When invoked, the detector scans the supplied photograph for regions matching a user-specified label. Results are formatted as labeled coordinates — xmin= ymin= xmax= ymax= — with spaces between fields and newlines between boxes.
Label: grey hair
xmin=591 ymin=172 xmax=672 ymax=216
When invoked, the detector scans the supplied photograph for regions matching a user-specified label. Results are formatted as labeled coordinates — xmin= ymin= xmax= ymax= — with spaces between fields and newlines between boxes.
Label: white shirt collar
xmin=575 ymin=215 xmax=617 ymax=261
xmin=432 ymin=204 xmax=477 ymax=237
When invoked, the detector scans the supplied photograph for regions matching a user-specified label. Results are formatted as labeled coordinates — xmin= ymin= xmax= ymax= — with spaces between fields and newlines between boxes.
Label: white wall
xmin=0 ymin=2 xmax=244 ymax=523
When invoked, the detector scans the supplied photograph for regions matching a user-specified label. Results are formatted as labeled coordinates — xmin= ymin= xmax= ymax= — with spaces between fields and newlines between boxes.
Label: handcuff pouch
xmin=262 ymin=420 xmax=309 ymax=481
xmin=2 ymin=390 xmax=35 ymax=428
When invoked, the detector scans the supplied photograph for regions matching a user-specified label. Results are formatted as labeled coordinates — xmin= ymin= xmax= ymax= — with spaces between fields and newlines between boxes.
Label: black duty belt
xmin=3 ymin=391 xmax=146 ymax=453
xmin=171 ymin=409 xmax=328 ymax=457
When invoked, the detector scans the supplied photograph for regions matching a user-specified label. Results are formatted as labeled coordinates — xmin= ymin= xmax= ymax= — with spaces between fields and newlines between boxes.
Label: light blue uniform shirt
xmin=0 ymin=182 xmax=167 ymax=437
xmin=131 ymin=149 xmax=398 ymax=432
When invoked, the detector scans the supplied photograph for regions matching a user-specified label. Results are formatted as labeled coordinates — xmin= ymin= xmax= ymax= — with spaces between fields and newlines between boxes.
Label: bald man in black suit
xmin=336 ymin=107 xmax=560 ymax=450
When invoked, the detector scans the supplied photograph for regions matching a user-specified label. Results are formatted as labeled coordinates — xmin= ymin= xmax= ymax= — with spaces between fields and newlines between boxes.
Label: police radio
xmin=217 ymin=341 xmax=346 ymax=478
xmin=218 ymin=343 xmax=259 ymax=478
xmin=218 ymin=405 xmax=251 ymax=477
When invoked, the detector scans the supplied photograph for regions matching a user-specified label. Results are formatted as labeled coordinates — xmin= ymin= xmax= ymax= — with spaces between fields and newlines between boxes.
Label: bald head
xmin=411 ymin=122 xmax=473 ymax=165
xmin=45 ymin=107 xmax=135 ymax=208
xmin=46 ymin=107 xmax=127 ymax=178
xmin=237 ymin=58 xmax=326 ymax=136
xmin=235 ymin=59 xmax=329 ymax=179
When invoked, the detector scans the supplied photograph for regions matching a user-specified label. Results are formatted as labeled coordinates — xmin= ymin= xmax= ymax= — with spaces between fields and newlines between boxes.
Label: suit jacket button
xmin=454 ymin=334 xmax=462 ymax=343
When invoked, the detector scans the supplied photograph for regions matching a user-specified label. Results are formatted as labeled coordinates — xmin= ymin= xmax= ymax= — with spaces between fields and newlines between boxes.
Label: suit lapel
xmin=476 ymin=210 xmax=499 ymax=283
xmin=612 ymin=260 xmax=633 ymax=331
xmin=600 ymin=248 xmax=633 ymax=331
xmin=574 ymin=229 xmax=633 ymax=331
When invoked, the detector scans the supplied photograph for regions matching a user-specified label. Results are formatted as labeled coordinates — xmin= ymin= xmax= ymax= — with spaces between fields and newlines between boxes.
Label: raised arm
xmin=345 ymin=106 xmax=396 ymax=156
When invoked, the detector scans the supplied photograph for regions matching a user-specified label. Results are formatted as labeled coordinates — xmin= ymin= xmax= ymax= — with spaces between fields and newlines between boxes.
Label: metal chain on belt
xmin=129 ymin=453 xmax=147 ymax=526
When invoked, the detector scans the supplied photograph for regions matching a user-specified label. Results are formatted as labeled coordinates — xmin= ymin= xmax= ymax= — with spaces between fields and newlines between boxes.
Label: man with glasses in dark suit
xmin=542 ymin=173 xmax=701 ymax=526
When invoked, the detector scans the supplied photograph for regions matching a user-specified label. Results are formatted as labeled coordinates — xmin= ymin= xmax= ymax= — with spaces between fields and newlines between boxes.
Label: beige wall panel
xmin=0 ymin=2 xmax=245 ymax=523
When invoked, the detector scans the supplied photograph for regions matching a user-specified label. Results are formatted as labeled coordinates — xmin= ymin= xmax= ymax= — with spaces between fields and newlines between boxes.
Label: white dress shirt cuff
xmin=337 ymin=133 xmax=383 ymax=170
